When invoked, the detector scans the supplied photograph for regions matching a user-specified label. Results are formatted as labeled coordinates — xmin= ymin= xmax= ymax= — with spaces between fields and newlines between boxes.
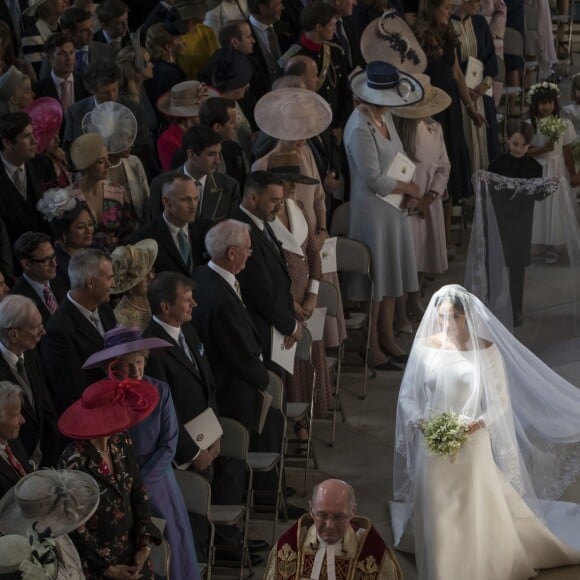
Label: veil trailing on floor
xmin=392 ymin=284 xmax=580 ymax=545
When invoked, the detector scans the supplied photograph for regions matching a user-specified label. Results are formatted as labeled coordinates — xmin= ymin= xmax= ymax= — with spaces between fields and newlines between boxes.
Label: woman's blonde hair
xmin=116 ymin=47 xmax=147 ymax=103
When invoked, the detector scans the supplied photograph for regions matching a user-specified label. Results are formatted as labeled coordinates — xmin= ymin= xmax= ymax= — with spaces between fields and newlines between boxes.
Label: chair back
xmin=336 ymin=237 xmax=372 ymax=275
xmin=174 ymin=469 xmax=212 ymax=516
xmin=295 ymin=327 xmax=313 ymax=363
xmin=330 ymin=202 xmax=350 ymax=237
xmin=266 ymin=370 xmax=284 ymax=410
xmin=220 ymin=417 xmax=249 ymax=460
xmin=317 ymin=279 xmax=338 ymax=319
xmin=503 ymin=27 xmax=524 ymax=57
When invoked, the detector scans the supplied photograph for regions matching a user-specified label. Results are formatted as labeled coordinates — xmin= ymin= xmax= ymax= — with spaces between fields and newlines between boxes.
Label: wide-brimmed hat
xmin=0 ymin=66 xmax=26 ymax=102
xmin=25 ymin=97 xmax=63 ymax=154
xmin=157 ymin=81 xmax=207 ymax=118
xmin=0 ymin=534 xmax=31 ymax=575
xmin=211 ymin=48 xmax=253 ymax=92
xmin=174 ymin=0 xmax=222 ymax=20
xmin=391 ymin=74 xmax=451 ymax=118
xmin=0 ymin=470 xmax=100 ymax=537
xmin=267 ymin=151 xmax=320 ymax=184
xmin=110 ymin=239 xmax=158 ymax=295
xmin=350 ymin=61 xmax=424 ymax=108
xmin=58 ymin=373 xmax=160 ymax=438
xmin=255 ymin=88 xmax=332 ymax=140
xmin=70 ymin=133 xmax=105 ymax=171
xmin=83 ymin=326 xmax=171 ymax=370
xmin=82 ymin=102 xmax=137 ymax=155
xmin=360 ymin=10 xmax=427 ymax=74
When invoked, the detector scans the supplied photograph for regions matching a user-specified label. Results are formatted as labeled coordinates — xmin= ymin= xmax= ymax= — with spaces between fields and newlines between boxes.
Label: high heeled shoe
xmin=379 ymin=346 xmax=409 ymax=364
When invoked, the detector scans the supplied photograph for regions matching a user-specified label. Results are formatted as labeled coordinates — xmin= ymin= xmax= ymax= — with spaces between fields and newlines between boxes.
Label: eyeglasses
xmin=28 ymin=255 xmax=57 ymax=265
xmin=312 ymin=511 xmax=351 ymax=523
xmin=234 ymin=246 xmax=253 ymax=255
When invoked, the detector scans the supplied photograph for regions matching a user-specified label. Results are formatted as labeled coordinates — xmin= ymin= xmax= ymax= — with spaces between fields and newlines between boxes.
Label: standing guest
xmin=192 ymin=219 xmax=270 ymax=433
xmin=36 ymin=188 xmax=95 ymax=289
xmin=324 ymin=0 xmax=360 ymax=71
xmin=0 ymin=1 xmax=23 ymax=60
xmin=92 ymin=0 xmax=131 ymax=53
xmin=0 ymin=66 xmax=34 ymax=114
xmin=174 ymin=0 xmax=220 ymax=80
xmin=0 ymin=296 xmax=60 ymax=467
xmin=0 ymin=112 xmax=56 ymax=243
xmin=26 ymin=97 xmax=71 ymax=187
xmin=34 ymin=32 xmax=91 ymax=112
xmin=141 ymin=0 xmax=180 ymax=41
xmin=70 ymin=132 xmax=134 ymax=251
xmin=111 ymin=240 xmax=158 ymax=331
xmin=133 ymin=175 xmax=209 ymax=277
xmin=58 ymin=374 xmax=160 ymax=580
xmin=205 ymin=0 xmax=249 ymax=34
xmin=0 ymin=382 xmax=31 ymax=499
xmin=151 ymin=125 xmax=241 ymax=223
xmin=81 ymin=327 xmax=202 ymax=580
xmin=21 ymin=0 xmax=66 ymax=77
xmin=41 ymin=248 xmax=116 ymax=413
xmin=11 ymin=232 xmax=66 ymax=325
xmin=156 ymin=80 xmax=207 ymax=172
xmin=59 ymin=7 xmax=95 ymax=76
xmin=344 ymin=63 xmax=424 ymax=368
xmin=0 ymin=22 xmax=37 ymax=82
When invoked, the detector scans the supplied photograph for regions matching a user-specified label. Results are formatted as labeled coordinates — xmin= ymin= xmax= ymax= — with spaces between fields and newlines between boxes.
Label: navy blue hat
xmin=211 ymin=48 xmax=253 ymax=92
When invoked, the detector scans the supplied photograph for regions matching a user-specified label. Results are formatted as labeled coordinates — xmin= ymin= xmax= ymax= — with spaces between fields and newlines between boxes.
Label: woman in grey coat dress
xmin=344 ymin=62 xmax=424 ymax=368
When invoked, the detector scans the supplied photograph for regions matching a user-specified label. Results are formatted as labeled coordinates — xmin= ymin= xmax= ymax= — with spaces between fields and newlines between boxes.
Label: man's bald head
xmin=310 ymin=479 xmax=356 ymax=544
xmin=284 ymin=55 xmax=319 ymax=91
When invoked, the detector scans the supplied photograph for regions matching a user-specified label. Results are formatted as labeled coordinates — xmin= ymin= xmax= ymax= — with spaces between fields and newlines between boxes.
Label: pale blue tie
xmin=177 ymin=228 xmax=192 ymax=271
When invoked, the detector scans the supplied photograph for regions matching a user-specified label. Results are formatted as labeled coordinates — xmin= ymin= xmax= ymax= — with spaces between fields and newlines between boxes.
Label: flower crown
xmin=526 ymin=82 xmax=560 ymax=105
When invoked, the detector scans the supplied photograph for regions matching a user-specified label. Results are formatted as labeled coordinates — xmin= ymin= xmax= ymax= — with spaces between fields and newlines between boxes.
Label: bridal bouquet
xmin=421 ymin=412 xmax=470 ymax=461
xmin=537 ymin=116 xmax=567 ymax=143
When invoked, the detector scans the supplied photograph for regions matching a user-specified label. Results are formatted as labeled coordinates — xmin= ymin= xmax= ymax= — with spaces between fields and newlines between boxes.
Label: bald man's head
xmin=284 ymin=55 xmax=319 ymax=91
xmin=309 ymin=479 xmax=356 ymax=544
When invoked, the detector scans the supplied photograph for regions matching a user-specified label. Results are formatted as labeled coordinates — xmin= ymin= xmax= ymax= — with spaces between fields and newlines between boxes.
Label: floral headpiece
xmin=526 ymin=82 xmax=560 ymax=105
xmin=36 ymin=188 xmax=78 ymax=223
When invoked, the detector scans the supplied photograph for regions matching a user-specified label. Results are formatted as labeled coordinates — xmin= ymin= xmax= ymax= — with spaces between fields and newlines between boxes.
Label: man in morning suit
xmin=233 ymin=171 xmax=302 ymax=372
xmin=149 ymin=125 xmax=240 ymax=223
xmin=41 ymin=248 xmax=116 ymax=414
xmin=0 ymin=113 xmax=56 ymax=244
xmin=192 ymin=220 xmax=269 ymax=433
xmin=92 ymin=0 xmax=131 ymax=53
xmin=0 ymin=296 xmax=60 ymax=467
xmin=11 ymin=232 xmax=66 ymax=326
xmin=132 ymin=175 xmax=209 ymax=277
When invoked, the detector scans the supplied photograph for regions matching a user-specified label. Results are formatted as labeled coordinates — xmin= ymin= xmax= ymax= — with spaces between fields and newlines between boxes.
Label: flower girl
xmin=528 ymin=82 xmax=579 ymax=262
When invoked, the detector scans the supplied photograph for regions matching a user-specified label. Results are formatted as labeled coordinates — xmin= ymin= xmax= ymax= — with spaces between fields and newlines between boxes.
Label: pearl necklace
xmin=365 ymin=106 xmax=385 ymax=128
xmin=109 ymin=161 xmax=123 ymax=169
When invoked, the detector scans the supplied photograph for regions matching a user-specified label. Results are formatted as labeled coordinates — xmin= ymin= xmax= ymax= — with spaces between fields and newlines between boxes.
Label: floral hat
xmin=36 ymin=187 xmax=78 ymax=223
xmin=25 ymin=97 xmax=62 ymax=154
xmin=110 ymin=239 xmax=158 ymax=295
xmin=526 ymin=81 xmax=560 ymax=105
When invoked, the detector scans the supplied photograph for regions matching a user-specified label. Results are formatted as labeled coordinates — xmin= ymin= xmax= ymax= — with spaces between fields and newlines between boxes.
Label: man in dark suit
xmin=41 ymin=248 xmax=116 ymax=414
xmin=34 ymin=32 xmax=91 ymax=114
xmin=0 ymin=0 xmax=22 ymax=53
xmin=324 ymin=0 xmax=361 ymax=70
xmin=150 ymin=126 xmax=240 ymax=223
xmin=0 ymin=113 xmax=56 ymax=244
xmin=233 ymin=171 xmax=302 ymax=371
xmin=92 ymin=0 xmax=131 ymax=53
xmin=0 ymin=296 xmax=60 ymax=467
xmin=11 ymin=232 xmax=66 ymax=326
xmin=192 ymin=220 xmax=269 ymax=433
xmin=132 ymin=175 xmax=210 ymax=277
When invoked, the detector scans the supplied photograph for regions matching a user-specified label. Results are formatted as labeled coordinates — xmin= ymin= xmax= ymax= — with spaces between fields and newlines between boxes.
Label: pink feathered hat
xmin=25 ymin=97 xmax=63 ymax=154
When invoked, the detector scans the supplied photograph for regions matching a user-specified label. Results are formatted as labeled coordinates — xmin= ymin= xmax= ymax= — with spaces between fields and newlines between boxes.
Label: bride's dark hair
xmin=434 ymin=293 xmax=466 ymax=315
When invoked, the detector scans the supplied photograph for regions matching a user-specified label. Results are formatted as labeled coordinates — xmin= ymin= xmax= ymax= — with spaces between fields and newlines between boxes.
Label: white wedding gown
xmin=391 ymin=345 xmax=580 ymax=580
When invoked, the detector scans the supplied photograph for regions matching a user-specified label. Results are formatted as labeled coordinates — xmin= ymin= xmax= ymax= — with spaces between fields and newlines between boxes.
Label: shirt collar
xmin=0 ymin=154 xmax=24 ymax=175
xmin=249 ymin=14 xmax=270 ymax=32
xmin=0 ymin=341 xmax=19 ymax=368
xmin=162 ymin=213 xmax=189 ymax=238
xmin=23 ymin=273 xmax=50 ymax=296
xmin=152 ymin=315 xmax=181 ymax=343
xmin=183 ymin=165 xmax=207 ymax=187
xmin=239 ymin=204 xmax=264 ymax=231
xmin=51 ymin=70 xmax=74 ymax=86
xmin=208 ymin=260 xmax=237 ymax=289
xmin=66 ymin=291 xmax=97 ymax=319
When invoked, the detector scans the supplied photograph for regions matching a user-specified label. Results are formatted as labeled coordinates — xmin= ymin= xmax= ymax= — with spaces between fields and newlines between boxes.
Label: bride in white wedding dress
xmin=390 ymin=285 xmax=580 ymax=580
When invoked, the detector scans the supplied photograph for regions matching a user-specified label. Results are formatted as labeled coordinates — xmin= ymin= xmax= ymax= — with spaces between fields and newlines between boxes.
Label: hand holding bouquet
xmin=421 ymin=412 xmax=470 ymax=462
xmin=537 ymin=116 xmax=567 ymax=144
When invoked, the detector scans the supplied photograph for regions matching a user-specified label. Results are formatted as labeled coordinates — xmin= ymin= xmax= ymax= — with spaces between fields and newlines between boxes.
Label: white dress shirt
xmin=183 ymin=166 xmax=207 ymax=213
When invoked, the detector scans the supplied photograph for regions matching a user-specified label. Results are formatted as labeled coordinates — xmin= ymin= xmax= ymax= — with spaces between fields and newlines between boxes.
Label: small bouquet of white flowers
xmin=421 ymin=412 xmax=470 ymax=462
xmin=537 ymin=116 xmax=567 ymax=143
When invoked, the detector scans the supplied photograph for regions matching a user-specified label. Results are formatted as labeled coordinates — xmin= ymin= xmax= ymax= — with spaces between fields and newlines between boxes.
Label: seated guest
xmin=0 ymin=112 xmax=56 ymax=243
xmin=37 ymin=188 xmax=95 ymax=289
xmin=144 ymin=21 xmax=187 ymax=111
xmin=0 ymin=66 xmax=34 ymax=114
xmin=151 ymin=125 xmax=241 ymax=223
xmin=34 ymin=32 xmax=91 ymax=112
xmin=11 ymin=232 xmax=66 ymax=325
xmin=70 ymin=132 xmax=135 ymax=251
xmin=58 ymin=373 xmax=160 ymax=580
xmin=192 ymin=219 xmax=269 ymax=433
xmin=111 ymin=240 xmax=158 ymax=331
xmin=41 ymin=248 xmax=116 ymax=413
xmin=82 ymin=326 xmax=201 ymax=580
xmin=26 ymin=97 xmax=72 ymax=187
xmin=133 ymin=175 xmax=209 ymax=276
xmin=157 ymin=80 xmax=207 ymax=172
xmin=0 ymin=381 xmax=31 ymax=499
xmin=92 ymin=0 xmax=131 ymax=53
xmin=264 ymin=479 xmax=403 ymax=580
xmin=0 ymin=295 xmax=60 ymax=467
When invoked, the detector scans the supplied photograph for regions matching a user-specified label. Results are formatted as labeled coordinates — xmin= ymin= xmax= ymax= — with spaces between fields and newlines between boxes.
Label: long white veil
xmin=392 ymin=284 xmax=580 ymax=545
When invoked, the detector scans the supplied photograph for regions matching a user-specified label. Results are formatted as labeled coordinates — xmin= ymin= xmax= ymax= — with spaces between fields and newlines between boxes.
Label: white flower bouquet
xmin=421 ymin=412 xmax=470 ymax=461
xmin=537 ymin=116 xmax=567 ymax=143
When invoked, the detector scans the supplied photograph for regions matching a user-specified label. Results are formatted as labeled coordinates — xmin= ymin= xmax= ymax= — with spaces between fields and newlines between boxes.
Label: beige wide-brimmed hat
xmin=255 ymin=88 xmax=333 ymax=141
xmin=391 ymin=74 xmax=451 ymax=118
xmin=0 ymin=534 xmax=31 ymax=575
xmin=82 ymin=102 xmax=138 ymax=156
xmin=0 ymin=470 xmax=100 ymax=537
xmin=157 ymin=81 xmax=207 ymax=118
xmin=360 ymin=9 xmax=427 ymax=74
xmin=350 ymin=61 xmax=424 ymax=108
xmin=111 ymin=239 xmax=158 ymax=295
xmin=70 ymin=133 xmax=105 ymax=171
